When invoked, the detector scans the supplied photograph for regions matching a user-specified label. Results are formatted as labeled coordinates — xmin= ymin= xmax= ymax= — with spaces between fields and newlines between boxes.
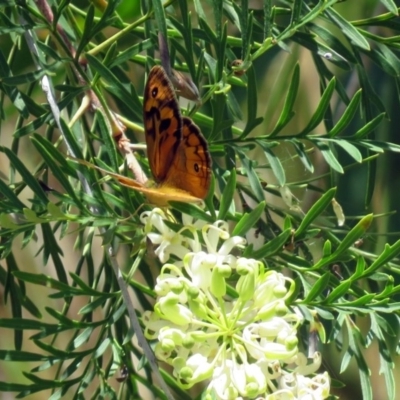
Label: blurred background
xmin=1 ymin=0 xmax=400 ymax=399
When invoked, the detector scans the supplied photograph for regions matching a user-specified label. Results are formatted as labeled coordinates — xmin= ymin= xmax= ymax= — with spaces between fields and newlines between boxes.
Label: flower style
xmin=141 ymin=208 xmax=330 ymax=400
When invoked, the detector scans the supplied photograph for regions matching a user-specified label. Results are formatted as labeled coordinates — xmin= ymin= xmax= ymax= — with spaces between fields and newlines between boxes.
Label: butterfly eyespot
xmin=194 ymin=163 xmax=199 ymax=173
xmin=151 ymin=87 xmax=158 ymax=97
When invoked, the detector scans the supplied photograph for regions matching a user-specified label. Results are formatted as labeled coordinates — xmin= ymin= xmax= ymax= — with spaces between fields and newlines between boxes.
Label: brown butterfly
xmin=78 ymin=66 xmax=211 ymax=207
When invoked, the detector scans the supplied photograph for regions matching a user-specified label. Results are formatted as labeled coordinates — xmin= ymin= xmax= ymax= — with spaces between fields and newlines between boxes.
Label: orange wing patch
xmin=164 ymin=117 xmax=211 ymax=199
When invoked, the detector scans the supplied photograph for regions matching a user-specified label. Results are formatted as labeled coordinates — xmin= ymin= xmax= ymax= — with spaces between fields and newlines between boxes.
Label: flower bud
xmin=285 ymin=336 xmax=298 ymax=351
xmin=217 ymin=264 xmax=232 ymax=278
xmin=179 ymin=366 xmax=193 ymax=380
xmin=160 ymin=338 xmax=175 ymax=352
xmin=182 ymin=334 xmax=195 ymax=349
xmin=273 ymin=284 xmax=287 ymax=298
xmin=189 ymin=299 xmax=208 ymax=319
xmin=210 ymin=267 xmax=226 ymax=297
xmin=237 ymin=271 xmax=255 ymax=302
xmin=187 ymin=286 xmax=200 ymax=299
xmin=275 ymin=301 xmax=288 ymax=316
xmin=158 ymin=296 xmax=193 ymax=325
xmin=245 ymin=382 xmax=259 ymax=398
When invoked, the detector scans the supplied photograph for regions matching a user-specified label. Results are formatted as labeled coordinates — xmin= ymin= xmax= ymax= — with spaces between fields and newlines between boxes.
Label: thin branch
xmin=22 ymin=10 xmax=174 ymax=400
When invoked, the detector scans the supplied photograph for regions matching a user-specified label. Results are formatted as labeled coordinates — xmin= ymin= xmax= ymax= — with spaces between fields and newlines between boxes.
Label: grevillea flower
xmin=141 ymin=208 xmax=330 ymax=399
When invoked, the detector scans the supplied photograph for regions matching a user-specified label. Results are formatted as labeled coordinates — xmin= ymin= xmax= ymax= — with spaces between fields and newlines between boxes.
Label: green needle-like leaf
xmin=269 ymin=64 xmax=300 ymax=137
xmin=295 ymin=187 xmax=336 ymax=238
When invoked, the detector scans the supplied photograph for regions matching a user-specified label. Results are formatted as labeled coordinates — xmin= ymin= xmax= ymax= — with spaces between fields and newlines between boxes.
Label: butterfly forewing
xmin=143 ymin=66 xmax=182 ymax=183
xmin=165 ymin=117 xmax=211 ymax=199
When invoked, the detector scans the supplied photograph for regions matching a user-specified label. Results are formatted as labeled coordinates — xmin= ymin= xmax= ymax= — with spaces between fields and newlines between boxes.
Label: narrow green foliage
xmin=232 ymin=201 xmax=265 ymax=237
xmin=1 ymin=147 xmax=48 ymax=205
xmin=295 ymin=188 xmax=336 ymax=238
xmin=218 ymin=169 xmax=236 ymax=220
xmin=247 ymin=229 xmax=292 ymax=259
xmin=241 ymin=66 xmax=264 ymax=138
xmin=326 ymin=8 xmax=370 ymax=50
xmin=328 ymin=90 xmax=362 ymax=137
xmin=379 ymin=0 xmax=398 ymax=14
xmin=303 ymin=272 xmax=331 ymax=303
xmin=299 ymin=77 xmax=336 ymax=135
xmin=263 ymin=146 xmax=286 ymax=186
xmin=152 ymin=0 xmax=168 ymax=45
xmin=269 ymin=64 xmax=300 ymax=137
xmin=1 ymin=1 xmax=400 ymax=399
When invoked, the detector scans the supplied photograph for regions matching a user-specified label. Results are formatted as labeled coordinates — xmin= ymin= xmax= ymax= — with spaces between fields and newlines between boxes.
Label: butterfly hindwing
xmin=165 ymin=117 xmax=211 ymax=199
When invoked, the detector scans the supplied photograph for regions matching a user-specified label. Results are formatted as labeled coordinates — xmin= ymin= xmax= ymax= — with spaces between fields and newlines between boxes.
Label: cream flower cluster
xmin=141 ymin=209 xmax=330 ymax=400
